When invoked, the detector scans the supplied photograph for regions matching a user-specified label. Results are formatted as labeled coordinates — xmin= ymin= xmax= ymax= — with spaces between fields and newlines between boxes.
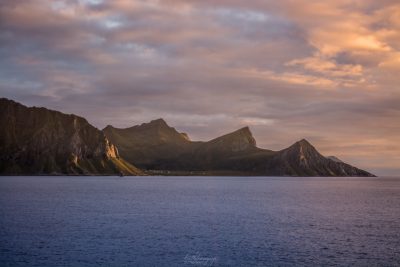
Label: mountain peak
xmin=287 ymin=138 xmax=317 ymax=152
xmin=237 ymin=126 xmax=251 ymax=132
xmin=225 ymin=126 xmax=254 ymax=140
xmin=282 ymin=138 xmax=321 ymax=162
xmin=206 ymin=126 xmax=256 ymax=152
xmin=225 ymin=126 xmax=252 ymax=137
xmin=103 ymin=125 xmax=114 ymax=131
xmin=148 ymin=118 xmax=168 ymax=126
xmin=296 ymin=138 xmax=312 ymax=146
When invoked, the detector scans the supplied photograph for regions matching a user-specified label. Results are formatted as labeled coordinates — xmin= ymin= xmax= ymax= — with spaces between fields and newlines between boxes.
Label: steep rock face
xmin=0 ymin=98 xmax=141 ymax=175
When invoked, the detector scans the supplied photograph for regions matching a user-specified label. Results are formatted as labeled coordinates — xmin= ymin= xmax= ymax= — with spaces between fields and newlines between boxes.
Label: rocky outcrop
xmin=0 ymin=98 xmax=141 ymax=175
xmin=180 ymin=132 xmax=190 ymax=141
xmin=104 ymin=138 xmax=119 ymax=158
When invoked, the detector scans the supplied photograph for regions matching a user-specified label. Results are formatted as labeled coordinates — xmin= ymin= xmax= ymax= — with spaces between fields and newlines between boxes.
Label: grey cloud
xmin=0 ymin=0 xmax=399 ymax=175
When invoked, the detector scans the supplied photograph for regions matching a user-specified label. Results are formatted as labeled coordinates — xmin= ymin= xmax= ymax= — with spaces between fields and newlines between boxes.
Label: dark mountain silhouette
xmin=0 ymin=98 xmax=374 ymax=176
xmin=0 ymin=98 xmax=141 ymax=175
xmin=104 ymin=120 xmax=374 ymax=177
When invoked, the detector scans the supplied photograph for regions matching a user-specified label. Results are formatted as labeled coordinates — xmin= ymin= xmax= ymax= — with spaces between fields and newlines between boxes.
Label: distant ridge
xmin=104 ymin=119 xmax=375 ymax=177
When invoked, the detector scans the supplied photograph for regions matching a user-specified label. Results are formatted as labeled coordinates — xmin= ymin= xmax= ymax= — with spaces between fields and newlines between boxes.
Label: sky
xmin=1 ymin=0 xmax=399 ymax=175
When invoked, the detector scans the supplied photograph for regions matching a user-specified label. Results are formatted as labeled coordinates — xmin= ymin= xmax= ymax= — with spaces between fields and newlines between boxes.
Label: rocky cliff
xmin=0 ymin=98 xmax=141 ymax=175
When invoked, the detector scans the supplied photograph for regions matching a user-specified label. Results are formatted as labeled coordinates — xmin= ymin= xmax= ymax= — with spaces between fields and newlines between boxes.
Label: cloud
xmin=0 ymin=0 xmax=399 ymax=175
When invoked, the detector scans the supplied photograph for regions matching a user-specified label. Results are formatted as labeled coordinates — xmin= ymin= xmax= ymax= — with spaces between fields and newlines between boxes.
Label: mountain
xmin=103 ymin=118 xmax=193 ymax=167
xmin=104 ymin=120 xmax=375 ymax=177
xmin=0 ymin=98 xmax=374 ymax=176
xmin=195 ymin=126 xmax=257 ymax=154
xmin=0 ymin=98 xmax=142 ymax=175
xmin=263 ymin=139 xmax=373 ymax=176
xmin=174 ymin=127 xmax=274 ymax=171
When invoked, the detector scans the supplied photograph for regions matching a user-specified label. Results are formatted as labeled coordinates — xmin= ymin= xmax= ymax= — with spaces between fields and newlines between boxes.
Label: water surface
xmin=1 ymin=176 xmax=400 ymax=266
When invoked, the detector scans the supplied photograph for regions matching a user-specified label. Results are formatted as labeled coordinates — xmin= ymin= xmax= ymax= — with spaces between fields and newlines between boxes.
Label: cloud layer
xmin=1 ymin=0 xmax=400 ymax=175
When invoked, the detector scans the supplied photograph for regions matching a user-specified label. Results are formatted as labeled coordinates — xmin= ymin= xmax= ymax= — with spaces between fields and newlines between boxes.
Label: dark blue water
xmin=1 ymin=176 xmax=400 ymax=266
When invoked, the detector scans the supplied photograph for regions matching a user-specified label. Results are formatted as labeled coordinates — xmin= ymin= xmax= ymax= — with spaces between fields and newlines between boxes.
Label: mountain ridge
xmin=104 ymin=119 xmax=375 ymax=177
xmin=0 ymin=98 xmax=375 ymax=176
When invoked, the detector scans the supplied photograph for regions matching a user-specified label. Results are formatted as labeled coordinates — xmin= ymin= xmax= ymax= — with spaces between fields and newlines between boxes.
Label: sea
xmin=1 ymin=176 xmax=399 ymax=266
